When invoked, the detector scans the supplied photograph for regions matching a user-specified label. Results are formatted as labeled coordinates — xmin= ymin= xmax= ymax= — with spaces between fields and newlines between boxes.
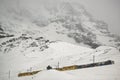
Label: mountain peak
xmin=0 ymin=0 xmax=119 ymax=49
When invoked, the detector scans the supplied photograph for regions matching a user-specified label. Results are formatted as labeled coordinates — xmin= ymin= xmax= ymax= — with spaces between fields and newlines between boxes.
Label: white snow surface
xmin=17 ymin=70 xmax=79 ymax=80
xmin=0 ymin=41 xmax=120 ymax=80
xmin=0 ymin=0 xmax=120 ymax=80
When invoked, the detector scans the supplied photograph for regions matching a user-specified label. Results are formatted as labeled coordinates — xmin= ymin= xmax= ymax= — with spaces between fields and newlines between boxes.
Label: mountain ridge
xmin=0 ymin=0 xmax=120 ymax=49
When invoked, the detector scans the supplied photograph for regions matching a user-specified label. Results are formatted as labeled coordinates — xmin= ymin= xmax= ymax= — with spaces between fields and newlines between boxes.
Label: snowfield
xmin=17 ymin=70 xmax=80 ymax=80
xmin=0 ymin=0 xmax=120 ymax=80
xmin=0 ymin=41 xmax=120 ymax=80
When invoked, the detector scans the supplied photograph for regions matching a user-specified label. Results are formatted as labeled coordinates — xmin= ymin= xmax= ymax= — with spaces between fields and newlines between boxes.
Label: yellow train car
xmin=56 ymin=65 xmax=77 ymax=71
xmin=18 ymin=70 xmax=41 ymax=77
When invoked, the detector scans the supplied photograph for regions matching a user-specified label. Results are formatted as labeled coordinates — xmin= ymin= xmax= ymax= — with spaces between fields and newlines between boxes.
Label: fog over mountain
xmin=73 ymin=0 xmax=120 ymax=35
xmin=0 ymin=0 xmax=120 ymax=80
xmin=0 ymin=0 xmax=120 ymax=49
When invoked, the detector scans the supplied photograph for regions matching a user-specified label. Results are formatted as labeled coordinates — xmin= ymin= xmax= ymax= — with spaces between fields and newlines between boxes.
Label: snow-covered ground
xmin=0 ymin=41 xmax=120 ymax=80
xmin=0 ymin=0 xmax=120 ymax=80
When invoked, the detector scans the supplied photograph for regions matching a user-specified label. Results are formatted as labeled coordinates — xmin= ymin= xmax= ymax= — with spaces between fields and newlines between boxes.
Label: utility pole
xmin=58 ymin=62 xmax=59 ymax=68
xmin=30 ymin=67 xmax=32 ymax=71
xmin=93 ymin=55 xmax=95 ymax=63
xmin=8 ymin=70 xmax=10 ymax=80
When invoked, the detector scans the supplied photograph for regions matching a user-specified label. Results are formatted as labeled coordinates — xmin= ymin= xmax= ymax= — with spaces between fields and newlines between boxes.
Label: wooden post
xmin=93 ymin=55 xmax=95 ymax=63
xmin=58 ymin=62 xmax=59 ymax=68
xmin=8 ymin=70 xmax=10 ymax=80
xmin=30 ymin=67 xmax=32 ymax=71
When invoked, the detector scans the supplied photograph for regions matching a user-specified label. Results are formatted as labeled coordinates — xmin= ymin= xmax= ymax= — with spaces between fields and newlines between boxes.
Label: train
xmin=55 ymin=60 xmax=114 ymax=71
xmin=18 ymin=60 xmax=114 ymax=77
xmin=18 ymin=70 xmax=41 ymax=77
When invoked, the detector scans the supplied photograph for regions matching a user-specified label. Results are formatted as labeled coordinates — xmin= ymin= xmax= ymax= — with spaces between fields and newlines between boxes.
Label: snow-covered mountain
xmin=0 ymin=0 xmax=120 ymax=80
xmin=0 ymin=0 xmax=120 ymax=49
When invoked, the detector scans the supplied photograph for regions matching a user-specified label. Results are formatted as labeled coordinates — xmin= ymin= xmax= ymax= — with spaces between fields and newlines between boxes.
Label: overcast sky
xmin=0 ymin=0 xmax=119 ymax=35
xmin=73 ymin=0 xmax=120 ymax=35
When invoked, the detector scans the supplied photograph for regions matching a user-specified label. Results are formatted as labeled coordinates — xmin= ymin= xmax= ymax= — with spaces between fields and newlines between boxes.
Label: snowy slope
xmin=0 ymin=0 xmax=120 ymax=80
xmin=66 ymin=53 xmax=120 ymax=80
xmin=0 ymin=40 xmax=120 ymax=80
xmin=17 ymin=70 xmax=79 ymax=80
xmin=0 ymin=40 xmax=93 ymax=72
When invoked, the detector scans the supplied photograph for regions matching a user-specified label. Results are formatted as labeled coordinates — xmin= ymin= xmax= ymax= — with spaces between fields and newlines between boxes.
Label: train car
xmin=18 ymin=70 xmax=41 ymax=77
xmin=76 ymin=60 xmax=114 ymax=69
xmin=55 ymin=65 xmax=77 ymax=71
